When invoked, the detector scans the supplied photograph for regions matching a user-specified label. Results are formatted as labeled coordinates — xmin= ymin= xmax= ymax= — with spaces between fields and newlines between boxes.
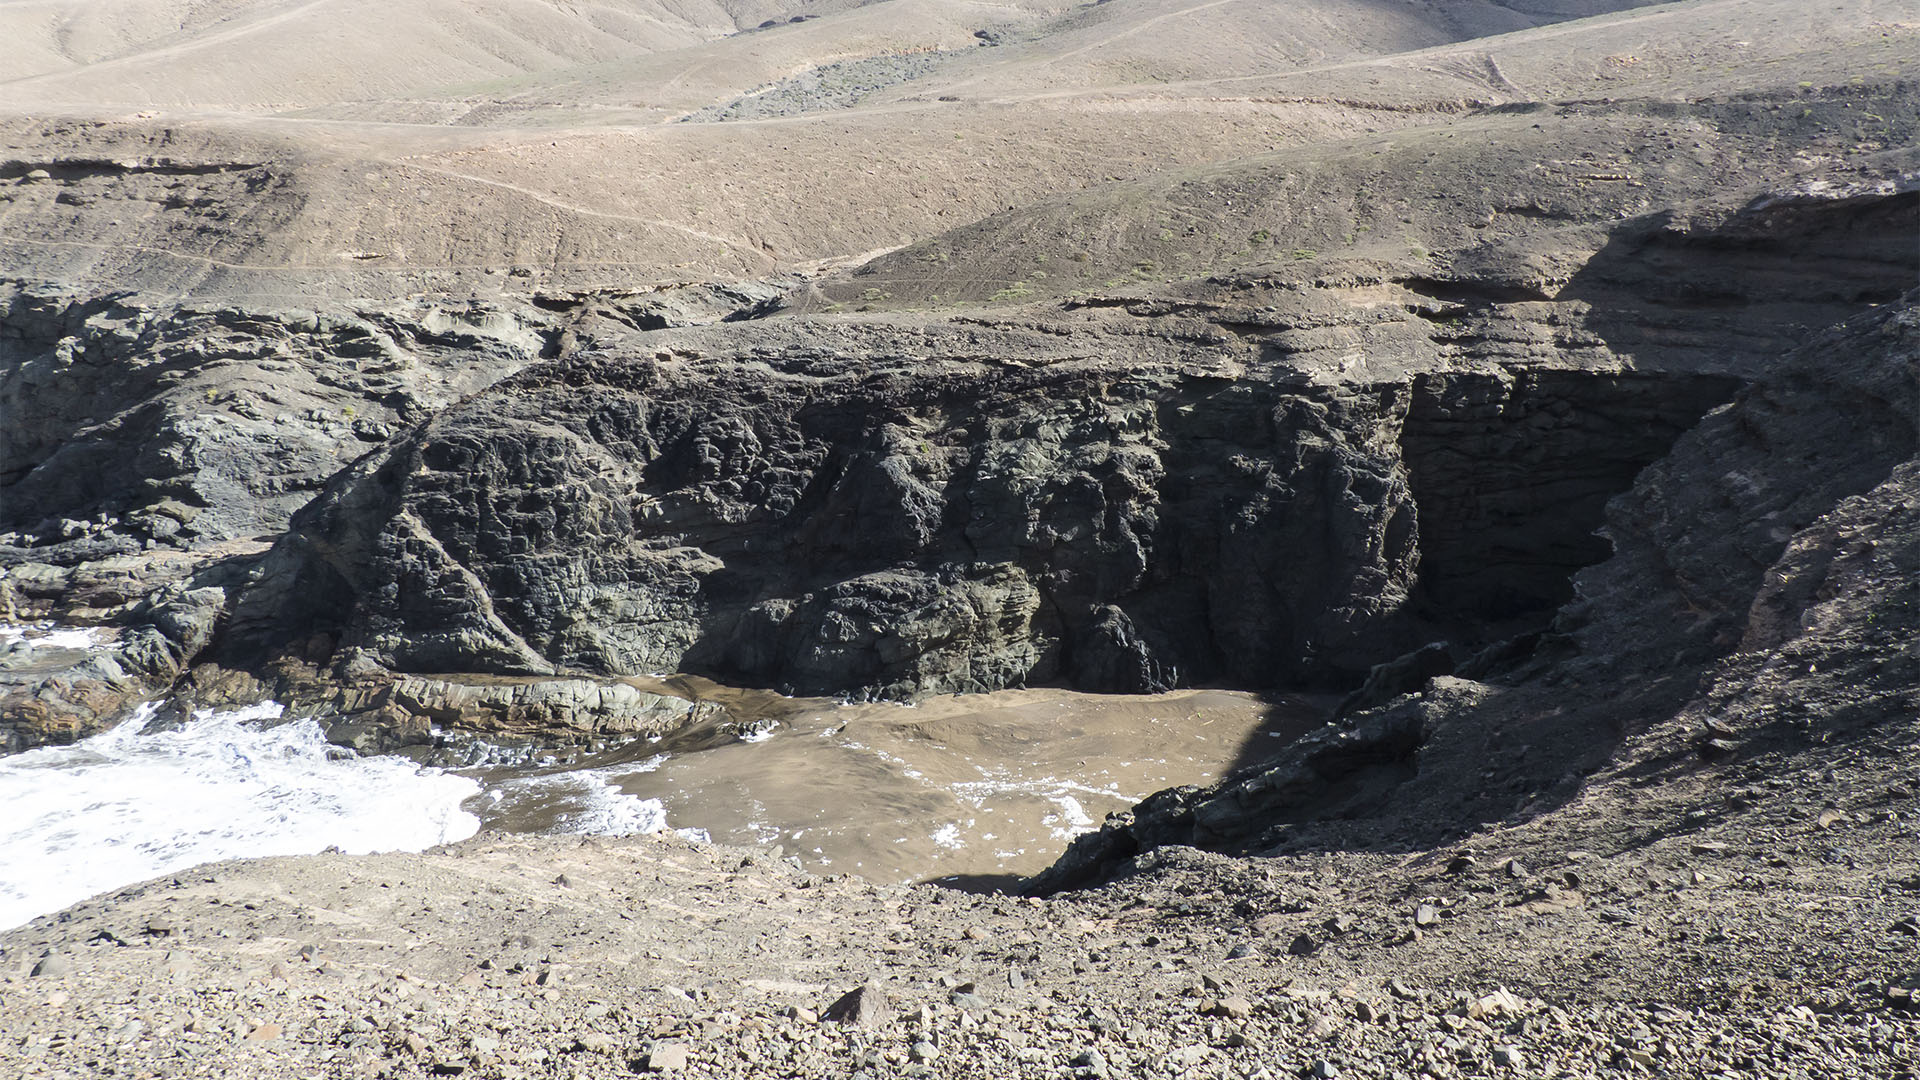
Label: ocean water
xmin=0 ymin=624 xmax=1317 ymax=927
xmin=0 ymin=701 xmax=483 ymax=930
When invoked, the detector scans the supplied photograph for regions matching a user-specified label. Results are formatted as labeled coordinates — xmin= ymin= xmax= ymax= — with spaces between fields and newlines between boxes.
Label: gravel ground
xmin=4 ymin=765 xmax=1915 ymax=1080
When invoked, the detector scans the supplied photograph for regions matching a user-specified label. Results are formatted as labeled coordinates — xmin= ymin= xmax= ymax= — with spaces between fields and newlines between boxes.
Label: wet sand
xmin=469 ymin=683 xmax=1329 ymax=886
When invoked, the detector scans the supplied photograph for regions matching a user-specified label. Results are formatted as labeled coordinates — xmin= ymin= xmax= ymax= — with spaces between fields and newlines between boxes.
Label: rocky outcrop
xmin=1026 ymin=291 xmax=1920 ymax=892
xmin=0 ymin=572 xmax=234 ymax=751
xmin=0 ymin=285 xmax=548 ymax=570
xmin=215 ymin=315 xmax=1735 ymax=702
xmin=199 ymin=184 xmax=1915 ymax=710
xmin=5 ymin=169 xmax=1912 ymax=750
xmin=318 ymin=674 xmax=724 ymax=754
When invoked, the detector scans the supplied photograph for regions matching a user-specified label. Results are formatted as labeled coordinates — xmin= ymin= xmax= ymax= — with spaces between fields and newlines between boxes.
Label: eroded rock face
xmin=0 ymin=284 xmax=549 ymax=566
xmin=6 ymin=184 xmax=1911 ymax=746
xmin=1026 ymin=292 xmax=1920 ymax=893
xmin=222 ymin=316 xmax=1736 ymax=701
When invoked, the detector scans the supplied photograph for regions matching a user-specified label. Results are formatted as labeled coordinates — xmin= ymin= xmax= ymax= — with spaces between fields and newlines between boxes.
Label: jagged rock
xmin=1334 ymin=641 xmax=1454 ymax=719
xmin=1027 ymin=288 xmax=1920 ymax=892
xmin=642 ymin=1041 xmax=690 ymax=1070
xmin=822 ymin=982 xmax=890 ymax=1028
xmin=0 ymin=288 xmax=547 ymax=555
xmin=218 ymin=311 xmax=1737 ymax=703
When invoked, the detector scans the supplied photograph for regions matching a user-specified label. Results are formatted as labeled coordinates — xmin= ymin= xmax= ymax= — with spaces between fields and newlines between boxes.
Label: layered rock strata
xmin=1028 ymin=288 xmax=1920 ymax=892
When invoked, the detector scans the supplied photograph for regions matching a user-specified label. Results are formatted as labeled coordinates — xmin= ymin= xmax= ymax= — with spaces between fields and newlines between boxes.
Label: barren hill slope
xmin=0 ymin=0 xmax=861 ymax=108
xmin=0 ymin=0 xmax=1828 ymax=299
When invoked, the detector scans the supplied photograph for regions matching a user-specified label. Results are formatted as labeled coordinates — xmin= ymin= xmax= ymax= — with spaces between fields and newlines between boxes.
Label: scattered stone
xmin=29 ymin=954 xmax=70 ymax=978
xmin=1310 ymin=1058 xmax=1340 ymax=1079
xmin=1467 ymin=989 xmax=1526 ymax=1020
xmin=1214 ymin=995 xmax=1253 ymax=1019
xmin=1493 ymin=1045 xmax=1525 ymax=1067
xmin=244 ymin=1022 xmax=281 ymax=1042
xmin=643 ymin=1041 xmax=690 ymax=1071
xmin=824 ymin=982 xmax=890 ymax=1028
xmin=572 ymin=1032 xmax=615 ymax=1054
xmin=1414 ymin=904 xmax=1440 ymax=927
xmin=1288 ymin=933 xmax=1318 ymax=956
xmin=1700 ymin=738 xmax=1741 ymax=761
xmin=1167 ymin=1044 xmax=1210 ymax=1069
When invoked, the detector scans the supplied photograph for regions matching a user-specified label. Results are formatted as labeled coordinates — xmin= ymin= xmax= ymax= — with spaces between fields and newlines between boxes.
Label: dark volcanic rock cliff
xmin=224 ymin=329 xmax=1736 ymax=700
xmin=208 ymin=181 xmax=1916 ymax=709
xmin=2 ymin=180 xmax=1912 ymax=756
xmin=1027 ymin=288 xmax=1920 ymax=893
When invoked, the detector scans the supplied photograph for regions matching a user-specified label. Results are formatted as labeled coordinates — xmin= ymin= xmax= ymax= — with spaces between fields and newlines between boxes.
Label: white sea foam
xmin=480 ymin=757 xmax=706 ymax=842
xmin=0 ymin=702 xmax=481 ymax=931
xmin=0 ymin=621 xmax=108 ymax=651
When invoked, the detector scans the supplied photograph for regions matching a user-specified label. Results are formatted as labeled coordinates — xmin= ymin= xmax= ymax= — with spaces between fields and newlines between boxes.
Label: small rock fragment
xmin=29 ymin=953 xmax=70 ymax=978
xmin=572 ymin=1032 xmax=615 ymax=1054
xmin=824 ymin=982 xmax=891 ymax=1027
xmin=643 ymin=1041 xmax=690 ymax=1071
xmin=1203 ymin=995 xmax=1252 ymax=1019
xmin=1167 ymin=1044 xmax=1210 ymax=1068
xmin=1699 ymin=738 xmax=1740 ymax=761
